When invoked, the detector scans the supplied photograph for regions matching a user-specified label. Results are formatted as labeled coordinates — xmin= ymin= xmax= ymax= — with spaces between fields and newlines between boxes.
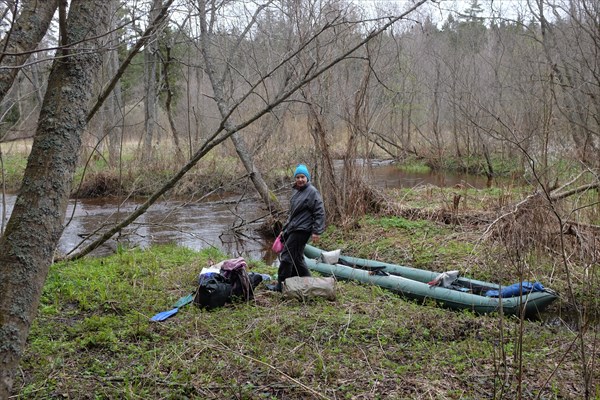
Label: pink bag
xmin=272 ymin=235 xmax=284 ymax=253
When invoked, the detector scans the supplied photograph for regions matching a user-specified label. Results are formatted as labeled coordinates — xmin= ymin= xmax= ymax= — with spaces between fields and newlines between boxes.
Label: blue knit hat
xmin=294 ymin=164 xmax=310 ymax=181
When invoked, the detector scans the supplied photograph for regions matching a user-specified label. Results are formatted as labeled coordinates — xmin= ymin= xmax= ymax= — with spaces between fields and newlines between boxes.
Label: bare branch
xmin=65 ymin=0 xmax=430 ymax=260
xmin=86 ymin=0 xmax=177 ymax=123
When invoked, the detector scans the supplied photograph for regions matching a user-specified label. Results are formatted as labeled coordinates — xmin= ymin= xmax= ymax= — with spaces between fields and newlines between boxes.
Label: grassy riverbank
xmin=5 ymin=142 xmax=598 ymax=398
xmin=14 ymin=230 xmax=597 ymax=399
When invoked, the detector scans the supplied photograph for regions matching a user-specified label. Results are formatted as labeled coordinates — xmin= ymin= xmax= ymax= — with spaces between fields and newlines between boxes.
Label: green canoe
xmin=304 ymin=245 xmax=558 ymax=317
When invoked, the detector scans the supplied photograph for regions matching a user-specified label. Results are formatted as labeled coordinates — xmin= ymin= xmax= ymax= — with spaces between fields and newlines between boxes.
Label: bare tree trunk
xmin=142 ymin=0 xmax=163 ymax=161
xmin=230 ymin=133 xmax=282 ymax=212
xmin=431 ymin=62 xmax=444 ymax=165
xmin=106 ymin=0 xmax=124 ymax=169
xmin=197 ymin=0 xmax=283 ymax=214
xmin=405 ymin=91 xmax=414 ymax=155
xmin=451 ymin=77 xmax=462 ymax=158
xmin=0 ymin=0 xmax=58 ymax=103
xmin=303 ymin=87 xmax=342 ymax=221
xmin=162 ymin=45 xmax=185 ymax=161
xmin=0 ymin=1 xmax=109 ymax=396
xmin=341 ymin=62 xmax=370 ymax=217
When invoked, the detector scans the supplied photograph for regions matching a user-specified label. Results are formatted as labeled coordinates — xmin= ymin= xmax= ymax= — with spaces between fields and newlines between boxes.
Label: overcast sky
xmin=357 ymin=0 xmax=535 ymax=24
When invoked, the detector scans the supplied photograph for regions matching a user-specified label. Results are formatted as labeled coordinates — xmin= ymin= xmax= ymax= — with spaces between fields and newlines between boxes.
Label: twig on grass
xmin=210 ymin=335 xmax=332 ymax=400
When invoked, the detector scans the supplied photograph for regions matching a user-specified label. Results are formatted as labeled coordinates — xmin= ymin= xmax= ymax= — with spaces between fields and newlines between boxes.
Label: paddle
xmin=150 ymin=307 xmax=180 ymax=322
xmin=150 ymin=292 xmax=195 ymax=322
xmin=173 ymin=293 xmax=194 ymax=308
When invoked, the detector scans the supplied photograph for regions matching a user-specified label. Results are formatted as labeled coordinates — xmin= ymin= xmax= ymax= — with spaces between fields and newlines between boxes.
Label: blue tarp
xmin=485 ymin=281 xmax=545 ymax=298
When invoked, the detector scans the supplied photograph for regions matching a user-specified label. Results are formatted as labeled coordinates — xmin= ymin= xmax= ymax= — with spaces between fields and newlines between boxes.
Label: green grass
xmin=14 ymin=243 xmax=595 ymax=399
xmin=5 ymin=146 xmax=598 ymax=398
xmin=397 ymin=159 xmax=431 ymax=174
xmin=325 ymin=215 xmax=476 ymax=270
xmin=0 ymin=151 xmax=28 ymax=190
xmin=435 ymin=155 xmax=522 ymax=177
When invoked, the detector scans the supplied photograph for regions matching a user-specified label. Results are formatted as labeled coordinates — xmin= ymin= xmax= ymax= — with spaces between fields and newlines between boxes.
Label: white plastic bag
xmin=428 ymin=270 xmax=460 ymax=288
xmin=320 ymin=249 xmax=341 ymax=264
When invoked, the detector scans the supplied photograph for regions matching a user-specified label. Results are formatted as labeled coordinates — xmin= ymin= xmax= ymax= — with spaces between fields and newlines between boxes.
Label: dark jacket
xmin=283 ymin=182 xmax=325 ymax=235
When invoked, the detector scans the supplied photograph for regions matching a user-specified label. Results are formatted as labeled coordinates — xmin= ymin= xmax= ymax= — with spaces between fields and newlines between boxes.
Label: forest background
xmin=0 ymin=0 xmax=598 ymax=398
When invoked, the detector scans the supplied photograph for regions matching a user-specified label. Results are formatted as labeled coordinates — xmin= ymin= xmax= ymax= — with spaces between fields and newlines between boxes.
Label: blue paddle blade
xmin=150 ymin=307 xmax=179 ymax=322
xmin=173 ymin=293 xmax=194 ymax=308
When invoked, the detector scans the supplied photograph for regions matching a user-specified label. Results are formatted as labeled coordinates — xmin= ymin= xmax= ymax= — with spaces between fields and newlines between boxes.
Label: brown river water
xmin=1 ymin=162 xmax=492 ymax=262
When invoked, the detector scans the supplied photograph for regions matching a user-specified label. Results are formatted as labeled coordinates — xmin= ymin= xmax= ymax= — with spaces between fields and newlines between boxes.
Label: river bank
xmin=5 ymin=154 xmax=599 ymax=397
xmin=13 ymin=243 xmax=596 ymax=399
xmin=0 ymin=162 xmax=497 ymax=260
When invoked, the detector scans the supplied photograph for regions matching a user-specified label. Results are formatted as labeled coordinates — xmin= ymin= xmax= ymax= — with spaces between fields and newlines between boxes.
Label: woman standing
xmin=272 ymin=164 xmax=326 ymax=291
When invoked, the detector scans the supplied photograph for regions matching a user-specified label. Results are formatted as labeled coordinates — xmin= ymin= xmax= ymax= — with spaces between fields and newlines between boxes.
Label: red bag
xmin=272 ymin=235 xmax=284 ymax=253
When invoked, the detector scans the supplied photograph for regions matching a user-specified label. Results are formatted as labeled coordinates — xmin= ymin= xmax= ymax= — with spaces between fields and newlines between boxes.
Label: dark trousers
xmin=278 ymin=230 xmax=311 ymax=284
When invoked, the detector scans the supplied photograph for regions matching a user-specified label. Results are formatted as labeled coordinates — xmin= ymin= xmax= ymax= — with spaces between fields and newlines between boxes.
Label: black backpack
xmin=193 ymin=274 xmax=232 ymax=310
xmin=193 ymin=272 xmax=265 ymax=310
